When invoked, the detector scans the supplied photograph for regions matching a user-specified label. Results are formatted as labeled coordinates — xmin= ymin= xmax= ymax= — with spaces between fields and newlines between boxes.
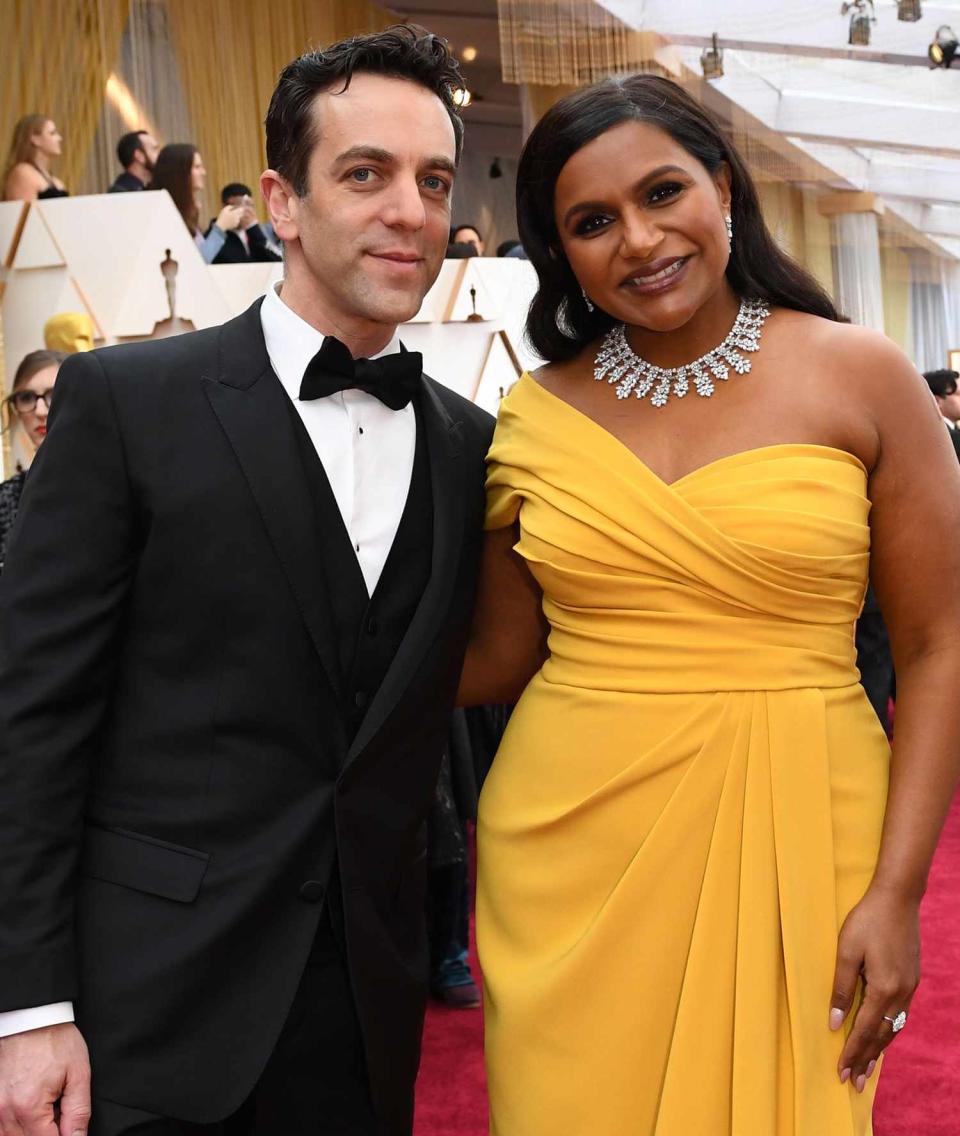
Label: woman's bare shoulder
xmin=528 ymin=342 xmax=599 ymax=393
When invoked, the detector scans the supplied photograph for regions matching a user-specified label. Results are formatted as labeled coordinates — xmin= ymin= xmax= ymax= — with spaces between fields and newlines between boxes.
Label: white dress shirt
xmin=0 ymin=283 xmax=416 ymax=1038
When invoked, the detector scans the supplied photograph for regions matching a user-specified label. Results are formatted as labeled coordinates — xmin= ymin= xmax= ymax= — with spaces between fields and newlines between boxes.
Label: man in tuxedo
xmin=207 ymin=183 xmax=282 ymax=264
xmin=0 ymin=26 xmax=491 ymax=1136
xmin=107 ymin=130 xmax=159 ymax=192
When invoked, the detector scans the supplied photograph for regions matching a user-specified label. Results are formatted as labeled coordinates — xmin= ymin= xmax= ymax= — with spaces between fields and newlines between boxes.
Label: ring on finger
xmin=882 ymin=1010 xmax=907 ymax=1034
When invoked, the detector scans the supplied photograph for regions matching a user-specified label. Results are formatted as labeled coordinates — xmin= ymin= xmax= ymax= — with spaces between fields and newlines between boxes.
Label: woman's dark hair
xmin=152 ymin=143 xmax=200 ymax=234
xmin=518 ymin=74 xmax=841 ymax=362
xmin=265 ymin=24 xmax=464 ymax=198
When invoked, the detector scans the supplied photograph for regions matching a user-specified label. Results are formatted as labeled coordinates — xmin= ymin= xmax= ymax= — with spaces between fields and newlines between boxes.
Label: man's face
xmin=226 ymin=192 xmax=258 ymax=229
xmin=138 ymin=133 xmax=160 ymax=171
xmin=453 ymin=226 xmax=484 ymax=255
xmin=939 ymin=384 xmax=960 ymax=422
xmin=269 ymin=72 xmax=457 ymax=328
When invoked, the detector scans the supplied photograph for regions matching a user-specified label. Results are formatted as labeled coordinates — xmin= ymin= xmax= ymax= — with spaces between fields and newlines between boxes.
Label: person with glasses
xmin=0 ymin=349 xmax=64 ymax=571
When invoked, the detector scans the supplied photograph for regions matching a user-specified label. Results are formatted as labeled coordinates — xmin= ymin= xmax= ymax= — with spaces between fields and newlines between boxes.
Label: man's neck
xmin=127 ymin=163 xmax=147 ymax=185
xmin=277 ymin=278 xmax=395 ymax=359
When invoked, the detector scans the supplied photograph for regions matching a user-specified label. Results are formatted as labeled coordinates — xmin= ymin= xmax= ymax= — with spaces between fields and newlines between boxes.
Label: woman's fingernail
xmin=840 ymin=1067 xmax=851 ymax=1084
xmin=867 ymin=1060 xmax=877 ymax=1078
xmin=856 ymin=1074 xmax=866 ymax=1093
xmin=829 ymin=1008 xmax=845 ymax=1031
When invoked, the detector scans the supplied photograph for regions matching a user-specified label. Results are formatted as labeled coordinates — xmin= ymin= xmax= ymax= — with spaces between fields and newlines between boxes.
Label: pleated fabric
xmin=477 ymin=374 xmax=891 ymax=1136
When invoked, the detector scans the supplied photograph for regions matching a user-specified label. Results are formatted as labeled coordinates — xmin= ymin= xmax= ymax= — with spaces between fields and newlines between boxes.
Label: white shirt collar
xmin=943 ymin=414 xmax=956 ymax=430
xmin=260 ymin=281 xmax=402 ymax=398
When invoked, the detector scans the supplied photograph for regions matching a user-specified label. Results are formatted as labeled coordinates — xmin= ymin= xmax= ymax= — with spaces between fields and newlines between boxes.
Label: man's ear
xmin=260 ymin=170 xmax=299 ymax=242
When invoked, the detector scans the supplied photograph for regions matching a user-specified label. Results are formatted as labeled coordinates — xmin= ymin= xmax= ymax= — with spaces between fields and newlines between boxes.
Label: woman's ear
xmin=714 ymin=162 xmax=733 ymax=216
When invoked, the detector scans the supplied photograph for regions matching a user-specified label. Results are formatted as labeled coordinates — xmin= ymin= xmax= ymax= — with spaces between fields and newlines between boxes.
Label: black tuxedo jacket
xmin=0 ymin=300 xmax=493 ymax=1132
xmin=207 ymin=222 xmax=282 ymax=264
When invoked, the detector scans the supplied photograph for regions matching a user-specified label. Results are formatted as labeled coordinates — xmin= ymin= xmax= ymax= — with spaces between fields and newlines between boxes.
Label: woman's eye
xmin=574 ymin=214 xmax=609 ymax=237
xmin=649 ymin=181 xmax=683 ymax=205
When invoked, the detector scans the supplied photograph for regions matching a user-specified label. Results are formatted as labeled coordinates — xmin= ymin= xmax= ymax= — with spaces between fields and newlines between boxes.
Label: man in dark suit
xmin=107 ymin=130 xmax=159 ymax=192
xmin=0 ymin=27 xmax=490 ymax=1136
xmin=207 ymin=183 xmax=282 ymax=264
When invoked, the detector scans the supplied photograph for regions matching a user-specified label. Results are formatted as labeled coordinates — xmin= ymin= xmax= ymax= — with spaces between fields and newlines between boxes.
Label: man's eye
xmin=423 ymin=175 xmax=449 ymax=193
xmin=574 ymin=214 xmax=609 ymax=237
xmin=350 ymin=168 xmax=374 ymax=183
xmin=649 ymin=181 xmax=683 ymax=204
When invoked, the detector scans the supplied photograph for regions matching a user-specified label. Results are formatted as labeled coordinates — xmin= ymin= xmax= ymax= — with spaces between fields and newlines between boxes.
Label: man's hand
xmin=0 ymin=1024 xmax=90 ymax=1136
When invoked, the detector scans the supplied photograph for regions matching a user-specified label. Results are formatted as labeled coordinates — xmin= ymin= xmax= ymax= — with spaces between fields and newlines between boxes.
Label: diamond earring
xmin=581 ymin=286 xmax=595 ymax=313
xmin=725 ymin=215 xmax=733 ymax=245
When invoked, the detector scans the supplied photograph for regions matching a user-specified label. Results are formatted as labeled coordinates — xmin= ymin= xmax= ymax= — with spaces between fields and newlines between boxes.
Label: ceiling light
xmin=461 ymin=45 xmax=478 ymax=62
xmin=929 ymin=25 xmax=959 ymax=67
xmin=841 ymin=0 xmax=875 ymax=45
xmin=700 ymin=33 xmax=724 ymax=80
xmin=896 ymin=0 xmax=921 ymax=20
xmin=453 ymin=87 xmax=473 ymax=108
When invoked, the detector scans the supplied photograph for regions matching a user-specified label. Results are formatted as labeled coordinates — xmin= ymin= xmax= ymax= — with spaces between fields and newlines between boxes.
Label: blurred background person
xmin=108 ymin=129 xmax=160 ymax=193
xmin=0 ymin=349 xmax=65 ymax=571
xmin=43 ymin=311 xmax=94 ymax=353
xmin=2 ymin=114 xmax=67 ymax=201
xmin=923 ymin=369 xmax=960 ymax=459
xmin=450 ymin=223 xmax=484 ymax=256
xmin=207 ymin=182 xmax=281 ymax=264
xmin=151 ymin=142 xmax=244 ymax=264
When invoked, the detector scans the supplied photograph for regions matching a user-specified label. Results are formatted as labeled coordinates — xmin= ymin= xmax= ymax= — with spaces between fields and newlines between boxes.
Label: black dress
xmin=0 ymin=470 xmax=26 ymax=572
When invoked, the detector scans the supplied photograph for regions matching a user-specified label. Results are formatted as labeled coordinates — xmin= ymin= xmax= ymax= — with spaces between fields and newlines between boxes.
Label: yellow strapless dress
xmin=477 ymin=374 xmax=890 ymax=1136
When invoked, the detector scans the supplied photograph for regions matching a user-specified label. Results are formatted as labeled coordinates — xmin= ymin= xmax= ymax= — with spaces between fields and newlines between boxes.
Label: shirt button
xmin=299 ymin=880 xmax=326 ymax=903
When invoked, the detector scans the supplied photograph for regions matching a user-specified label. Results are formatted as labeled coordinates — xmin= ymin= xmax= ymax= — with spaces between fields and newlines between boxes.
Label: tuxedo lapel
xmin=343 ymin=379 xmax=464 ymax=769
xmin=202 ymin=300 xmax=341 ymax=701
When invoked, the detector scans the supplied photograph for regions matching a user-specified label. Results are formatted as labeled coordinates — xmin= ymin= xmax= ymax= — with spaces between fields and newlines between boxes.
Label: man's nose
xmin=384 ymin=174 xmax=427 ymax=230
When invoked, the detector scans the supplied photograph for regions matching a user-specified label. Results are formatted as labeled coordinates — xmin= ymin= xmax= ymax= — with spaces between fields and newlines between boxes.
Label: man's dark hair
xmin=452 ymin=223 xmax=482 ymax=243
xmin=923 ymin=369 xmax=959 ymax=398
xmin=497 ymin=238 xmax=521 ymax=257
xmin=221 ymin=182 xmax=252 ymax=204
xmin=265 ymin=24 xmax=464 ymax=197
xmin=117 ymin=130 xmax=148 ymax=169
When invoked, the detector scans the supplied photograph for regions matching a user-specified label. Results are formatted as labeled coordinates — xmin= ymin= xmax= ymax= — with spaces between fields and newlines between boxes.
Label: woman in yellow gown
xmin=460 ymin=75 xmax=960 ymax=1135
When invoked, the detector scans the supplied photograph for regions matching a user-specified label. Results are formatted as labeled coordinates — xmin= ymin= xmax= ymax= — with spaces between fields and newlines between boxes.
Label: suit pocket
xmin=81 ymin=823 xmax=210 ymax=903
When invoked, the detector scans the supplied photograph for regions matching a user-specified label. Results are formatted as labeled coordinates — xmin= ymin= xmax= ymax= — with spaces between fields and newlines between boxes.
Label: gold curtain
xmin=498 ymin=0 xmax=658 ymax=85
xmin=0 ymin=0 xmax=130 ymax=193
xmin=165 ymin=0 xmax=393 ymax=223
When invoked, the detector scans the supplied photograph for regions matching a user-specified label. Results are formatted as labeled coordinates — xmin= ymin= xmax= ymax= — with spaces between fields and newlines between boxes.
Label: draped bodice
xmin=486 ymin=374 xmax=871 ymax=694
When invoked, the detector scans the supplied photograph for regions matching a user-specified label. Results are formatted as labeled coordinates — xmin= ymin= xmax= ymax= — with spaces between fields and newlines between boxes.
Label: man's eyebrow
xmin=561 ymin=164 xmax=689 ymax=227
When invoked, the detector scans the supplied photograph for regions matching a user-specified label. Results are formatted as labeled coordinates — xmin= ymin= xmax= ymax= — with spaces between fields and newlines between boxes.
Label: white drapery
xmin=831 ymin=211 xmax=885 ymax=332
xmin=908 ymin=252 xmax=960 ymax=372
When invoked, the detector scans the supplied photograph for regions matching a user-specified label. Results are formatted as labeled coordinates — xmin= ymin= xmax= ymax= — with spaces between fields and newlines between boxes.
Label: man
xmin=207 ymin=183 xmax=282 ymax=264
xmin=922 ymin=368 xmax=960 ymax=460
xmin=0 ymin=26 xmax=491 ymax=1136
xmin=450 ymin=222 xmax=484 ymax=255
xmin=107 ymin=130 xmax=160 ymax=192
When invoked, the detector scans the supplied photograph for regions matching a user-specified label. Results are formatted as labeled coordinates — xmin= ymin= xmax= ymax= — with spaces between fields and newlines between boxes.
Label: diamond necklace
xmin=593 ymin=298 xmax=771 ymax=408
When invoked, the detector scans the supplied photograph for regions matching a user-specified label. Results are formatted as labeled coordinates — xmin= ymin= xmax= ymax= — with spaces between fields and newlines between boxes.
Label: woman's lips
xmin=619 ymin=256 xmax=690 ymax=295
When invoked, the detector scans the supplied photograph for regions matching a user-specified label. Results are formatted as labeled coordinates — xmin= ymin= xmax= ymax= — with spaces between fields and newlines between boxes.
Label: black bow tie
xmin=298 ymin=335 xmax=422 ymax=411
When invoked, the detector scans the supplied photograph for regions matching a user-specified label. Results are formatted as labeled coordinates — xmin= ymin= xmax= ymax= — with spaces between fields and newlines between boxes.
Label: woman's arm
xmin=829 ymin=330 xmax=960 ymax=1091
xmin=457 ymin=524 xmax=549 ymax=707
xmin=3 ymin=165 xmax=40 ymax=202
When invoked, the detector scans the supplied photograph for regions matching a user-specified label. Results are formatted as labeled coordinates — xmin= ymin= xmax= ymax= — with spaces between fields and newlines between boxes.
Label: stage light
xmin=453 ymin=87 xmax=473 ymax=108
xmin=841 ymin=0 xmax=875 ymax=45
xmin=462 ymin=45 xmax=478 ymax=62
xmin=929 ymin=25 xmax=959 ymax=66
xmin=897 ymin=0 xmax=921 ymax=21
xmin=700 ymin=33 xmax=724 ymax=80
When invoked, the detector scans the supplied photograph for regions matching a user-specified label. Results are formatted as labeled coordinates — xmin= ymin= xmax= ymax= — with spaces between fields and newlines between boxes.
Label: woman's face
xmin=32 ymin=120 xmax=62 ymax=158
xmin=12 ymin=365 xmax=58 ymax=448
xmin=553 ymin=120 xmax=732 ymax=334
xmin=191 ymin=151 xmax=206 ymax=193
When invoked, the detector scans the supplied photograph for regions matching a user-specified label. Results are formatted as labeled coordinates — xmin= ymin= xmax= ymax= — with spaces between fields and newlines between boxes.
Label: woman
xmin=462 ymin=75 xmax=960 ymax=1134
xmin=151 ymin=143 xmax=243 ymax=264
xmin=2 ymin=114 xmax=68 ymax=201
xmin=1 ymin=349 xmax=64 ymax=570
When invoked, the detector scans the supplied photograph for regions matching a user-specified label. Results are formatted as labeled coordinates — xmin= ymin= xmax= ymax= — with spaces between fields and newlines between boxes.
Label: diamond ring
xmin=883 ymin=1011 xmax=907 ymax=1034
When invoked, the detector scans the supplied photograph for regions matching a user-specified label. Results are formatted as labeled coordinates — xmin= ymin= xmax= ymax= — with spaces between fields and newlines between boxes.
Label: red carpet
xmin=414 ymin=793 xmax=960 ymax=1135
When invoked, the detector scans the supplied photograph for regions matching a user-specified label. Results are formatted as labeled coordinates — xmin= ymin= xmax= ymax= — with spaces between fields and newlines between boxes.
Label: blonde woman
xmin=3 ymin=115 xmax=67 ymax=201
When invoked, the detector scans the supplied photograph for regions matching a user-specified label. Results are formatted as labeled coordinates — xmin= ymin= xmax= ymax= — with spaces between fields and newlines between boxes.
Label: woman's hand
xmin=830 ymin=884 xmax=921 ymax=1093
